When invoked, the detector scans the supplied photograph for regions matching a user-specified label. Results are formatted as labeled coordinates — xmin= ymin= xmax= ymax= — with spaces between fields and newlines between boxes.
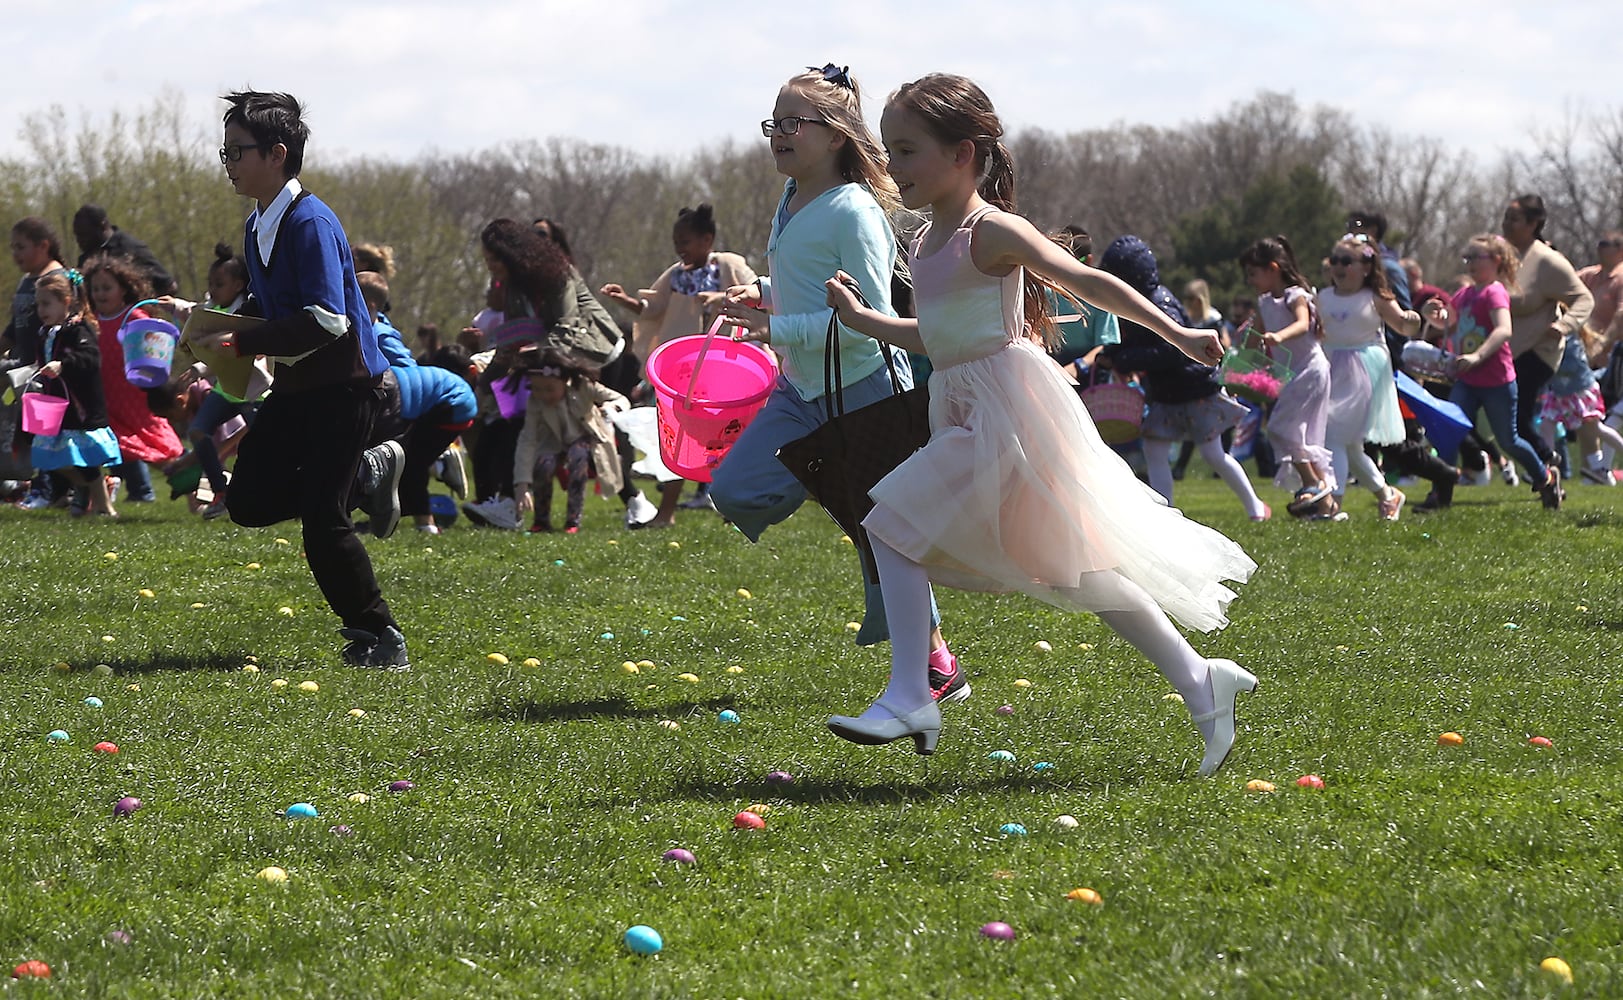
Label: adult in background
xmin=1576 ymin=231 xmax=1623 ymax=365
xmin=1345 ymin=210 xmax=1410 ymax=309
xmin=1501 ymin=195 xmax=1593 ymax=477
xmin=72 ymin=205 xmax=175 ymax=297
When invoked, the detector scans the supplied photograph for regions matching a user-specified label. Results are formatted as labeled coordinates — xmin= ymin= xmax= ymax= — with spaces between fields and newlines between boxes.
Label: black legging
xmin=1514 ymin=351 xmax=1557 ymax=466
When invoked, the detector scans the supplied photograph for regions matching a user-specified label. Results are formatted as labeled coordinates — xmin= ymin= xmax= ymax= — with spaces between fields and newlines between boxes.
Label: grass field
xmin=1 ymin=474 xmax=1620 ymax=998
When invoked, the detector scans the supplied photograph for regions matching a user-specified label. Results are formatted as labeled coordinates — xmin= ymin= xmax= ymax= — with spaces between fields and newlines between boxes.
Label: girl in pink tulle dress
xmin=823 ymin=74 xmax=1258 ymax=777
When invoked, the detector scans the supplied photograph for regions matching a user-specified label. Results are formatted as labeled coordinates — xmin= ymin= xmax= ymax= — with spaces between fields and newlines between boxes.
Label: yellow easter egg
xmin=1065 ymin=888 xmax=1103 ymax=905
xmin=138 ymin=589 xmax=155 ymax=599
xmin=677 ymin=673 xmax=700 ymax=683
xmin=348 ymin=708 xmax=366 ymax=718
xmin=190 ymin=602 xmax=207 ymax=609
xmin=486 ymin=653 xmax=509 ymax=665
xmin=1539 ymin=957 xmax=1573 ymax=984
xmin=256 ymin=866 xmax=288 ymax=884
xmin=298 ymin=681 xmax=319 ymax=693
xmin=1245 ymin=780 xmax=1277 ymax=793
xmin=622 ymin=663 xmax=640 ymax=674
xmin=104 ymin=551 xmax=118 ymax=561
xmin=278 ymin=606 xmax=295 ymax=616
xmin=658 ymin=720 xmax=680 ymax=731
xmin=522 ymin=657 xmax=541 ymax=668
xmin=242 ymin=664 xmax=260 ymax=674
xmin=270 ymin=679 xmax=288 ymax=689
xmin=636 ymin=660 xmax=656 ymax=670
xmin=1162 ymin=692 xmax=1184 ymax=703
xmin=274 ymin=538 xmax=290 ymax=546
xmin=726 ymin=665 xmax=744 ymax=675
xmin=667 ymin=541 xmax=681 ymax=549
xmin=736 ymin=588 xmax=753 ymax=600
xmin=101 ymin=635 xmax=115 ymax=643
xmin=1013 ymin=679 xmax=1032 ymax=688
xmin=745 ymin=803 xmax=771 ymax=816
xmin=245 ymin=563 xmax=261 ymax=570
xmin=845 ymin=622 xmax=862 ymax=632
xmin=347 ymin=792 xmax=371 ymax=804
xmin=1438 ymin=731 xmax=1464 ymax=747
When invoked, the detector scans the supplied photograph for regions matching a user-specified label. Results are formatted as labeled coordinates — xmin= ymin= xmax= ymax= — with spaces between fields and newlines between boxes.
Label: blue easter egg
xmin=623 ymin=924 xmax=663 ymax=955
xmin=285 ymin=802 xmax=319 ymax=820
xmin=47 ymin=730 xmax=69 ymax=742
xmin=1033 ymin=761 xmax=1054 ymax=772
xmin=671 ymin=615 xmax=687 ymax=622
xmin=600 ymin=632 xmax=615 ymax=640
xmin=84 ymin=696 xmax=104 ymax=708
xmin=999 ymin=823 xmax=1028 ymax=837
xmin=718 ymin=710 xmax=740 ymax=724
xmin=988 ymin=750 xmax=1016 ymax=762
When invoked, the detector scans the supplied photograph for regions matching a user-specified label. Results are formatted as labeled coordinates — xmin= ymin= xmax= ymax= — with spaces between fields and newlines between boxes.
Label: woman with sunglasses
xmin=1315 ymin=235 xmax=1422 ymax=520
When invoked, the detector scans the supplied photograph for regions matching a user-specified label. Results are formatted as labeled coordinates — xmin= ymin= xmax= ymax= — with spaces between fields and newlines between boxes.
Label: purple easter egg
xmin=388 ymin=780 xmax=414 ymax=793
xmin=662 ymin=848 xmax=696 ymax=865
xmin=980 ymin=921 xmax=1016 ymax=941
xmin=329 ymin=824 xmax=353 ymax=837
xmin=765 ymin=770 xmax=794 ymax=785
xmin=995 ymin=704 xmax=1015 ymax=716
xmin=113 ymin=796 xmax=141 ymax=817
xmin=104 ymin=930 xmax=133 ymax=946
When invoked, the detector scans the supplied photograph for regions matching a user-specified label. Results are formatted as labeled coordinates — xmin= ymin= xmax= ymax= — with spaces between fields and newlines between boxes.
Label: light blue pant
xmin=1444 ymin=379 xmax=1547 ymax=483
xmin=710 ymin=365 xmax=939 ymax=646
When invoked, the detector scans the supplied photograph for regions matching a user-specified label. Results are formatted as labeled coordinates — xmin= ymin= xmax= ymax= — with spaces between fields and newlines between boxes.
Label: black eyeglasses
xmin=1600 ymin=240 xmax=1622 ymax=249
xmin=1329 ymin=255 xmax=1363 ymax=267
xmin=761 ymin=116 xmax=830 ymax=137
xmin=219 ymin=143 xmax=262 ymax=164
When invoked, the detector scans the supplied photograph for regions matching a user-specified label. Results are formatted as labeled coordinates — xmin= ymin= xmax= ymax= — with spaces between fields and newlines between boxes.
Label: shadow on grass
xmin=635 ymin=766 xmax=1160 ymax=807
xmin=1573 ymin=510 xmax=1623 ymax=529
xmin=97 ymin=651 xmax=247 ymax=674
xmin=472 ymin=694 xmax=745 ymax=723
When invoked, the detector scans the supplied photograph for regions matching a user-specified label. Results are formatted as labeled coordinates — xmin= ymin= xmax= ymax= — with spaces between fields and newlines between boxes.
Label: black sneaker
xmin=929 ymin=652 xmax=971 ymax=704
xmin=358 ymin=441 xmax=405 ymax=539
xmin=1538 ymin=468 xmax=1564 ymax=510
xmin=339 ymin=626 xmax=410 ymax=671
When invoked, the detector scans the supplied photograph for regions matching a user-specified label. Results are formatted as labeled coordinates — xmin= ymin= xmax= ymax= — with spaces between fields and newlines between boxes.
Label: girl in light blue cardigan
xmin=716 ymin=64 xmax=964 ymax=702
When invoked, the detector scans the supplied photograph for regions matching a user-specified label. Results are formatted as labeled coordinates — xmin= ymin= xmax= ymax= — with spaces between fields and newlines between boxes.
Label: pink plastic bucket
xmin=21 ymin=391 xmax=68 ymax=436
xmin=119 ymin=306 xmax=179 ymax=388
xmin=645 ymin=319 xmax=778 ymax=482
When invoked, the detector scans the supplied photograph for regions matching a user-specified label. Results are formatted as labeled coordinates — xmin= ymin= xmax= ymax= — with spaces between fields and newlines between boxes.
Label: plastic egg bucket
xmin=20 ymin=392 xmax=68 ymax=436
xmin=120 ymin=317 xmax=179 ymax=388
xmin=645 ymin=333 xmax=777 ymax=482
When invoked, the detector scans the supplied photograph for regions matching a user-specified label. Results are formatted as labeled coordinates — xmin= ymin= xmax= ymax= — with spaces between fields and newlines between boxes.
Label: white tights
xmin=1329 ymin=439 xmax=1388 ymax=498
xmin=1142 ymin=437 xmax=1267 ymax=518
xmin=863 ymin=537 xmax=1216 ymax=720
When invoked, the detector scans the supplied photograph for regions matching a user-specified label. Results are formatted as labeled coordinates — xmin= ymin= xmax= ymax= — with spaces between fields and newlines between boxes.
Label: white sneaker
xmin=624 ymin=492 xmax=658 ymax=527
xmin=469 ymin=496 xmax=521 ymax=531
xmin=1463 ymin=467 xmax=1492 ymax=487
xmin=417 ymin=523 xmax=441 ymax=535
xmin=437 ymin=444 xmax=469 ymax=499
xmin=1499 ymin=462 xmax=1520 ymax=488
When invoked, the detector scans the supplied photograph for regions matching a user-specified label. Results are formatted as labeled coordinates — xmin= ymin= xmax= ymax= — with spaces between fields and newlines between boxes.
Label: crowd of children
xmin=3 ymin=73 xmax=1619 ymax=774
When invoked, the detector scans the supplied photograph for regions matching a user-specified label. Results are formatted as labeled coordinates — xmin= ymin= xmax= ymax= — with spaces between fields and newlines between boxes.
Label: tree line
xmin=4 ymin=89 xmax=1621 ymax=340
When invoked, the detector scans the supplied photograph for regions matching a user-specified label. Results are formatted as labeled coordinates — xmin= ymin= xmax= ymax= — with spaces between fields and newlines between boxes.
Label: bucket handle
xmin=119 ymin=299 xmax=172 ymax=336
xmin=681 ymin=316 xmax=737 ymax=410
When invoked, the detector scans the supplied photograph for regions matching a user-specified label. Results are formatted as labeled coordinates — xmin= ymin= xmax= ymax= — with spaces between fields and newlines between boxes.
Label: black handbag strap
xmin=822 ymin=279 xmax=910 ymax=422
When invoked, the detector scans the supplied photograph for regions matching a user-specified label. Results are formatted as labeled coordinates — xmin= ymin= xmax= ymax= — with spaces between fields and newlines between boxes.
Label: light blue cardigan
xmin=758 ymin=180 xmax=900 ymax=401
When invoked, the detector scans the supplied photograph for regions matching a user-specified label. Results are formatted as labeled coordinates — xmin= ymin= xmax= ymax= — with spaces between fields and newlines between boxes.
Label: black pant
xmin=1514 ymin=352 xmax=1557 ymax=466
xmin=226 ymin=383 xmax=396 ymax=635
xmin=471 ymin=415 xmax=522 ymax=502
xmin=399 ymin=405 xmax=468 ymax=517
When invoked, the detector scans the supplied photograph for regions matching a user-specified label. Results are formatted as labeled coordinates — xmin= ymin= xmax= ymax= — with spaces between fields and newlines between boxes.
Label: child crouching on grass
xmin=28 ymin=271 xmax=121 ymax=517
xmin=512 ymin=348 xmax=628 ymax=533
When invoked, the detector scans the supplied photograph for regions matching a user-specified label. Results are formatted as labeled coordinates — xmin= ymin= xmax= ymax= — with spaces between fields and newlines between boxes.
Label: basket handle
xmin=682 ymin=315 xmax=735 ymax=410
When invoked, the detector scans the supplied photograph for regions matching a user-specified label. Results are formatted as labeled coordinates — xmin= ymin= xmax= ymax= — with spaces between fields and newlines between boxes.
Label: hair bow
xmin=810 ymin=63 xmax=853 ymax=90
xmin=531 ymin=364 xmax=564 ymax=378
xmin=66 ymin=269 xmax=84 ymax=288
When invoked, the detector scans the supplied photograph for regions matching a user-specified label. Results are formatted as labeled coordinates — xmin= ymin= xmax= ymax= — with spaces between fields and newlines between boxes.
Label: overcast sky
xmin=3 ymin=1 xmax=1615 ymax=168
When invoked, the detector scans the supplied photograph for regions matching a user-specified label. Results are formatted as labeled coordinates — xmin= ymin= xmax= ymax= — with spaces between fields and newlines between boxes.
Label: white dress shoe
xmin=1191 ymin=659 xmax=1258 ymax=777
xmin=828 ymin=701 xmax=942 ymax=756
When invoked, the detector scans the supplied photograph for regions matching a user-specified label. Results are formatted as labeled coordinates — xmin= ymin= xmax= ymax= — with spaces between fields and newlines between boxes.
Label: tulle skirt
xmin=32 ymin=426 xmax=122 ymax=471
xmin=1266 ymin=351 xmax=1333 ymax=474
xmin=863 ymin=339 xmax=1256 ymax=633
xmin=1326 ymin=343 xmax=1404 ymax=446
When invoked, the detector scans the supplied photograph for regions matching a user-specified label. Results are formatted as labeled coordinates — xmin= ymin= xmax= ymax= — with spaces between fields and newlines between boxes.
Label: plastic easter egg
xmin=297 ymin=681 xmax=319 ymax=693
xmin=94 ymin=741 xmax=119 ymax=754
xmin=1540 ymin=957 xmax=1573 ymax=984
xmin=348 ymin=708 xmax=366 ymax=718
xmin=12 ymin=960 xmax=51 ymax=979
xmin=138 ymin=588 xmax=155 ymax=599
xmin=657 ymin=720 xmax=680 ymax=731
xmin=104 ymin=930 xmax=133 ymax=945
xmin=256 ymin=866 xmax=288 ymax=884
xmin=486 ymin=653 xmax=509 ymax=665
xmin=242 ymin=664 xmax=260 ymax=674
xmin=1066 ymin=888 xmax=1104 ymax=905
xmin=270 ymin=679 xmax=288 ymax=689
xmin=47 ymin=730 xmax=69 ymax=742
xmin=736 ymin=588 xmax=752 ymax=600
xmin=1054 ymin=814 xmax=1080 ymax=829
xmin=1529 ymin=735 xmax=1553 ymax=748
xmin=1245 ymin=780 xmax=1277 ymax=793
xmin=623 ymin=924 xmax=663 ymax=955
xmin=999 ymin=823 xmax=1028 ymax=837
xmin=1033 ymin=762 xmax=1054 ymax=772
xmin=278 ymin=606 xmax=295 ymax=616
xmin=718 ymin=710 xmax=740 ymax=724
xmin=522 ymin=658 xmax=541 ymax=668
xmin=726 ymin=665 xmax=745 ymax=674
xmin=1013 ymin=678 xmax=1032 ymax=688
xmin=347 ymin=792 xmax=371 ymax=804
xmin=995 ymin=704 xmax=1014 ymax=716
xmin=733 ymin=811 xmax=765 ymax=830
xmin=988 ymin=750 xmax=1016 ymax=763
xmin=1437 ymin=731 xmax=1464 ymax=747
xmin=285 ymin=802 xmax=318 ymax=820
xmin=1296 ymin=774 xmax=1325 ymax=790
xmin=744 ymin=803 xmax=770 ymax=816
xmin=93 ymin=663 xmax=114 ymax=675
xmin=1033 ymin=640 xmax=1052 ymax=653
xmin=113 ymin=796 xmax=142 ymax=817
xmin=845 ymin=622 xmax=861 ymax=632
xmin=662 ymin=848 xmax=696 ymax=865
xmin=329 ymin=825 xmax=353 ymax=837
xmin=636 ymin=660 xmax=656 ymax=670
xmin=979 ymin=922 xmax=1015 ymax=941
xmin=765 ymin=770 xmax=794 ymax=785
xmin=388 ymin=780 xmax=415 ymax=793
xmin=677 ymin=673 xmax=700 ymax=683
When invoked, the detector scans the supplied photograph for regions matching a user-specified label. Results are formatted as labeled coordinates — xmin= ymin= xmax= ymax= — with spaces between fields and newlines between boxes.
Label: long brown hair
xmin=886 ymin=73 xmax=1058 ymax=348
xmin=35 ymin=270 xmax=96 ymax=327
xmin=1332 ymin=236 xmax=1395 ymax=301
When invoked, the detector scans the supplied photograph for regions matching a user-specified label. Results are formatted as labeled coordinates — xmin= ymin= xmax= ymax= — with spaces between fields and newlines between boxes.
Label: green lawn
xmin=1 ymin=474 xmax=1619 ymax=998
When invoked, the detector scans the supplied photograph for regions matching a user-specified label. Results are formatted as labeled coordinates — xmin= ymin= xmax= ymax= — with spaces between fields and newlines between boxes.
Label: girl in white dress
xmin=822 ymin=75 xmax=1258 ymax=776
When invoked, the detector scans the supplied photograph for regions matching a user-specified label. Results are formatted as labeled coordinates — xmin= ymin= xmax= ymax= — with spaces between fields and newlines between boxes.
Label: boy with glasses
xmin=194 ymin=90 xmax=409 ymax=669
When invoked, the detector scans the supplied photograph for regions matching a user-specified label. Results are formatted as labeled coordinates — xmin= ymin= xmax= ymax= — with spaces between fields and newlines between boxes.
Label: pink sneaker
xmin=1378 ymin=487 xmax=1405 ymax=522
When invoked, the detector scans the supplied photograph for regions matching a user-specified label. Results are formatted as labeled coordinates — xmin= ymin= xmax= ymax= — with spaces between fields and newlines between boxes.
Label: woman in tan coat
xmin=1502 ymin=195 xmax=1594 ymax=489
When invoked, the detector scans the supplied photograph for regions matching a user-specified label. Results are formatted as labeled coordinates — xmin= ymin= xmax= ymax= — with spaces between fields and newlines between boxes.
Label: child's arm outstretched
xmin=972 ymin=214 xmax=1223 ymax=364
xmin=1262 ymin=294 xmax=1313 ymax=347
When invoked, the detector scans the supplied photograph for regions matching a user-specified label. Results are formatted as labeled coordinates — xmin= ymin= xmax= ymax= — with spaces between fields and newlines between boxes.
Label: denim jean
xmin=1444 ymin=379 xmax=1547 ymax=482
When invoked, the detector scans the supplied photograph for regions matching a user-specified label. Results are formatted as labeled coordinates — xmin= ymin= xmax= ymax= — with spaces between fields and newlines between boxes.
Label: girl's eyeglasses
xmin=218 ymin=143 xmax=262 ymax=164
xmin=1328 ymin=255 xmax=1363 ymax=267
xmin=1462 ymin=253 xmax=1496 ymax=263
xmin=761 ymin=117 xmax=830 ymax=137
